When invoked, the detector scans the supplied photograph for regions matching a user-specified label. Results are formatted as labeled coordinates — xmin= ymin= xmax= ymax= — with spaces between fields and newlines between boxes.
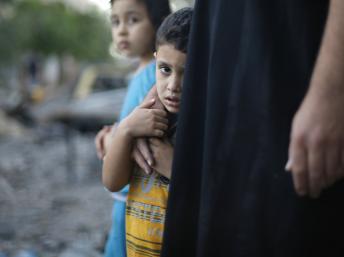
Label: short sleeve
xmin=119 ymin=61 xmax=156 ymax=121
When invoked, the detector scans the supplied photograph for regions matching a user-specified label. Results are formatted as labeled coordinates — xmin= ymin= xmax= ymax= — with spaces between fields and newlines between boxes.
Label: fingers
xmin=149 ymin=109 xmax=168 ymax=124
xmin=149 ymin=110 xmax=168 ymax=137
xmin=151 ymin=109 xmax=167 ymax=117
xmin=95 ymin=126 xmax=111 ymax=159
xmin=144 ymin=109 xmax=168 ymax=133
xmin=288 ymin=133 xmax=344 ymax=198
xmin=143 ymin=85 xmax=158 ymax=101
xmin=325 ymin=143 xmax=340 ymax=186
xmin=288 ymin=135 xmax=308 ymax=197
xmin=138 ymin=108 xmax=167 ymax=125
xmin=308 ymin=144 xmax=325 ymax=198
xmin=151 ymin=110 xmax=168 ymax=134
xmin=147 ymin=122 xmax=166 ymax=137
xmin=154 ymin=122 xmax=168 ymax=132
xmin=148 ymin=139 xmax=162 ymax=166
xmin=153 ymin=129 xmax=165 ymax=137
xmin=136 ymin=138 xmax=155 ymax=166
xmin=132 ymin=147 xmax=152 ymax=175
xmin=154 ymin=115 xmax=169 ymax=125
xmin=140 ymin=98 xmax=155 ymax=108
xmin=149 ymin=138 xmax=160 ymax=146
xmin=148 ymin=139 xmax=159 ymax=160
xmin=95 ymin=134 xmax=103 ymax=159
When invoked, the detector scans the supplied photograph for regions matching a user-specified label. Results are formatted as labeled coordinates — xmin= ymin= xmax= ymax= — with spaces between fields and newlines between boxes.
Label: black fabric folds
xmin=161 ymin=1 xmax=344 ymax=257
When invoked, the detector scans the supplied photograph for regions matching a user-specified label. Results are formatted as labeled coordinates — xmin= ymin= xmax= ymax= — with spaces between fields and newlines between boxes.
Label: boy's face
xmin=155 ymin=44 xmax=186 ymax=114
xmin=111 ymin=0 xmax=155 ymax=58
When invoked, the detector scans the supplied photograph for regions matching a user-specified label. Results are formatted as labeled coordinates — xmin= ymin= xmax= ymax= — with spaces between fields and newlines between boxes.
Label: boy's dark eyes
xmin=110 ymin=16 xmax=139 ymax=27
xmin=159 ymin=66 xmax=171 ymax=75
xmin=128 ymin=16 xmax=140 ymax=25
xmin=111 ymin=18 xmax=120 ymax=26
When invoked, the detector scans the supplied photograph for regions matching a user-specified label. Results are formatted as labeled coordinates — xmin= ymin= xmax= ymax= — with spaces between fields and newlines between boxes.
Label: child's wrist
xmin=118 ymin=119 xmax=134 ymax=139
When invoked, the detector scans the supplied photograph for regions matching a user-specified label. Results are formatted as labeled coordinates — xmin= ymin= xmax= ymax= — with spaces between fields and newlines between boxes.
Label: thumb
xmin=140 ymin=98 xmax=155 ymax=109
xmin=288 ymin=132 xmax=308 ymax=196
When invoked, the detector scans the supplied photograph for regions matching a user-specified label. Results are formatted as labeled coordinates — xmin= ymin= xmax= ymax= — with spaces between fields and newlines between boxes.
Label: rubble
xmin=0 ymin=111 xmax=27 ymax=138
xmin=0 ymin=126 xmax=113 ymax=256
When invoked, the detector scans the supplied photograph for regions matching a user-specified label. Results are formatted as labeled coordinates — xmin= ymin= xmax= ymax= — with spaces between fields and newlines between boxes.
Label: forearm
xmin=307 ymin=0 xmax=344 ymax=99
xmin=102 ymin=122 xmax=134 ymax=192
xmin=288 ymin=1 xmax=344 ymax=198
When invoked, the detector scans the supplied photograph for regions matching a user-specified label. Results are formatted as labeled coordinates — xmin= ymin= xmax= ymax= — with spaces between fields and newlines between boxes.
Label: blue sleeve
xmin=119 ymin=81 xmax=142 ymax=121
xmin=119 ymin=62 xmax=156 ymax=121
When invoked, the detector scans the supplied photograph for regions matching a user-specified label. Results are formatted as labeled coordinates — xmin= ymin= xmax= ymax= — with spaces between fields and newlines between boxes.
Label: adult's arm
xmin=287 ymin=0 xmax=344 ymax=198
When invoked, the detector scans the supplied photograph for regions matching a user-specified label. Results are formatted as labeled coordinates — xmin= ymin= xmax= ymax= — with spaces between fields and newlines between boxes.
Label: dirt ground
xmin=0 ymin=124 xmax=113 ymax=257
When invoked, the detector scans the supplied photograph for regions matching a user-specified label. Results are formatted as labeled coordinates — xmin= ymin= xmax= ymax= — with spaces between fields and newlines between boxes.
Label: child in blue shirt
xmin=94 ymin=1 xmax=170 ymax=256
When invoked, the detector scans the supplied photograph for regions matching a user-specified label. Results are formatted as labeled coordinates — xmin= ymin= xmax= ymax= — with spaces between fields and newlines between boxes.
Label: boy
xmin=102 ymin=8 xmax=193 ymax=257
xmin=95 ymin=1 xmax=171 ymax=256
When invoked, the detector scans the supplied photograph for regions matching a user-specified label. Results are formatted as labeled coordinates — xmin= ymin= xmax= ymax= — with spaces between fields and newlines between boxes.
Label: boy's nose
xmin=167 ymin=77 xmax=182 ymax=92
xmin=117 ymin=23 xmax=128 ymax=36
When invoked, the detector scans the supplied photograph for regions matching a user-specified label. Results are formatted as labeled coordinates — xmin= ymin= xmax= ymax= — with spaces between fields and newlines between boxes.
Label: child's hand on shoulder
xmin=142 ymin=85 xmax=165 ymax=110
xmin=121 ymin=99 xmax=168 ymax=138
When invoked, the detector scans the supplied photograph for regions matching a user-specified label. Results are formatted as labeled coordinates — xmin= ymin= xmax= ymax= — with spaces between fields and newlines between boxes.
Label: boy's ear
xmin=154 ymin=52 xmax=157 ymax=58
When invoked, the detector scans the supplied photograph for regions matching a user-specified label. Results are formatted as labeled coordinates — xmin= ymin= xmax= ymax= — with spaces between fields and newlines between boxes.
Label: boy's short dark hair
xmin=110 ymin=0 xmax=171 ymax=32
xmin=156 ymin=7 xmax=193 ymax=54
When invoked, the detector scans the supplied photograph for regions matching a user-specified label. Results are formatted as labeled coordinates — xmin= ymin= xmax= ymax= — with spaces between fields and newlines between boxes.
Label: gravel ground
xmin=0 ymin=125 xmax=113 ymax=257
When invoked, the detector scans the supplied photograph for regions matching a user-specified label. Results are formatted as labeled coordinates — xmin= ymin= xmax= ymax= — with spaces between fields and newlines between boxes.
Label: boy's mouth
xmin=165 ymin=96 xmax=180 ymax=108
xmin=118 ymin=41 xmax=130 ymax=50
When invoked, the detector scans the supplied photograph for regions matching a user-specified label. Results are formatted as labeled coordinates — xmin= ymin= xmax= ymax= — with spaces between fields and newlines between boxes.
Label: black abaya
xmin=161 ymin=1 xmax=344 ymax=257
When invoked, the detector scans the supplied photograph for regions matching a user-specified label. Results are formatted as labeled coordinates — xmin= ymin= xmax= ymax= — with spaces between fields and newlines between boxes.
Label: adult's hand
xmin=287 ymin=91 xmax=344 ymax=198
xmin=286 ymin=0 xmax=344 ymax=198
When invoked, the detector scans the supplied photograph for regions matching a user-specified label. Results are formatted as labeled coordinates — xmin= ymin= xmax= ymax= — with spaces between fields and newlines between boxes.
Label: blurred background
xmin=0 ymin=0 xmax=193 ymax=256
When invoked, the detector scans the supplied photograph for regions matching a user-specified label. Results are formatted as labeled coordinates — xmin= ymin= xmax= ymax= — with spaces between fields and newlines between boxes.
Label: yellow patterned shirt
xmin=126 ymin=168 xmax=169 ymax=257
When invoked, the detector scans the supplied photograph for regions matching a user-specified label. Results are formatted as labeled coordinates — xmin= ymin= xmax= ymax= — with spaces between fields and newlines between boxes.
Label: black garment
xmin=161 ymin=1 xmax=344 ymax=257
